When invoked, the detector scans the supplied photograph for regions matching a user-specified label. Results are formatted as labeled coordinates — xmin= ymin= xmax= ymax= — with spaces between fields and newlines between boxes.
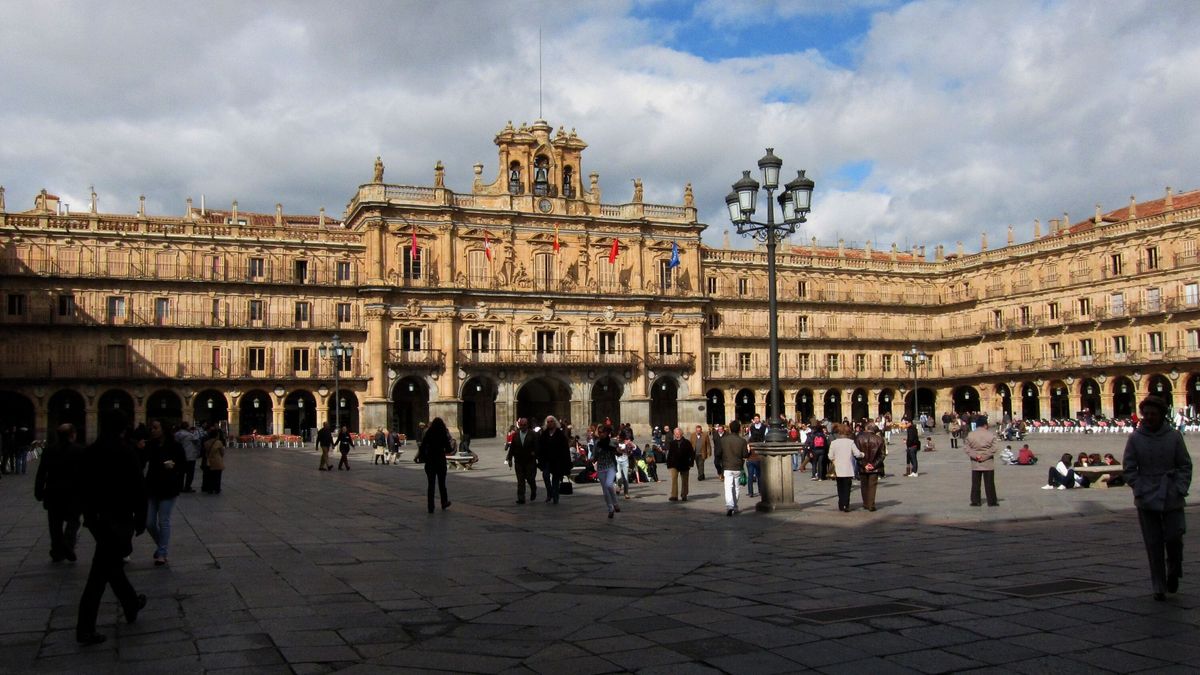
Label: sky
xmin=3 ymin=0 xmax=1200 ymax=253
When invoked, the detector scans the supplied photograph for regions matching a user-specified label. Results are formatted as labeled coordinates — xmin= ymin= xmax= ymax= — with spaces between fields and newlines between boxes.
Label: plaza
xmin=1 ymin=430 xmax=1196 ymax=674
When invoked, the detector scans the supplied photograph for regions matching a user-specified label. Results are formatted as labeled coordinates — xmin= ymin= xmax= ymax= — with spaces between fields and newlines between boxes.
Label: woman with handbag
xmin=201 ymin=426 xmax=225 ymax=495
xmin=415 ymin=418 xmax=452 ymax=513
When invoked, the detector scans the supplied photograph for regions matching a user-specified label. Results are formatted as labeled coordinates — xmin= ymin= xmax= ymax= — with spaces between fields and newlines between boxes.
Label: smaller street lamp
xmin=319 ymin=334 xmax=355 ymax=433
xmin=902 ymin=345 xmax=929 ymax=421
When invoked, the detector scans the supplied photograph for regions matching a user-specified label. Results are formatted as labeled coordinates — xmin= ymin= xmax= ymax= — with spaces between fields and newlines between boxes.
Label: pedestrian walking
xmin=593 ymin=425 xmax=621 ymax=518
xmin=905 ymin=419 xmax=920 ymax=477
xmin=965 ymin=418 xmax=999 ymax=506
xmin=537 ymin=415 xmax=571 ymax=504
xmin=416 ymin=417 xmax=452 ymax=513
xmin=691 ymin=424 xmax=711 ymax=481
xmin=201 ymin=425 xmax=225 ymax=494
xmin=505 ymin=418 xmax=538 ymax=503
xmin=1123 ymin=396 xmax=1193 ymax=600
xmin=829 ymin=424 xmax=861 ymax=511
xmin=716 ymin=420 xmax=749 ymax=516
xmin=666 ymin=427 xmax=695 ymax=501
xmin=373 ymin=427 xmax=387 ymax=465
xmin=315 ymin=422 xmax=333 ymax=471
xmin=174 ymin=421 xmax=201 ymax=493
xmin=336 ymin=425 xmax=352 ymax=470
xmin=34 ymin=423 xmax=84 ymax=562
xmin=76 ymin=410 xmax=147 ymax=645
xmin=855 ymin=423 xmax=885 ymax=511
xmin=144 ymin=419 xmax=185 ymax=566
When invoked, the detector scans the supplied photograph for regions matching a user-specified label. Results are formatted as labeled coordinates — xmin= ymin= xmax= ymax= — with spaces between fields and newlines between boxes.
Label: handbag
xmin=738 ymin=471 xmax=747 ymax=486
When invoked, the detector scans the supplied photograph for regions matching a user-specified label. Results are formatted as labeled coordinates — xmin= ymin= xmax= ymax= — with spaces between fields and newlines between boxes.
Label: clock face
xmin=538 ymin=198 xmax=553 ymax=213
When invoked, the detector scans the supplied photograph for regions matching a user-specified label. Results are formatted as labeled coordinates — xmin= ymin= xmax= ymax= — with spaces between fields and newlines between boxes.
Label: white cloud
xmin=2 ymin=0 xmax=1199 ymax=255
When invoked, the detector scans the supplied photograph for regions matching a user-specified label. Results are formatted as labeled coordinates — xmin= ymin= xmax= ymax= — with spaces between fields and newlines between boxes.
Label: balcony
xmin=455 ymin=348 xmax=640 ymax=369
xmin=645 ymin=352 xmax=696 ymax=371
xmin=385 ymin=349 xmax=445 ymax=369
xmin=0 ymin=358 xmax=368 ymax=381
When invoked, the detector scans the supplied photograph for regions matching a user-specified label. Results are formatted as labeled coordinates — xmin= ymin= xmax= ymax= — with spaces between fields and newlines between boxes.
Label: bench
xmin=1072 ymin=465 xmax=1124 ymax=488
xmin=447 ymin=452 xmax=478 ymax=470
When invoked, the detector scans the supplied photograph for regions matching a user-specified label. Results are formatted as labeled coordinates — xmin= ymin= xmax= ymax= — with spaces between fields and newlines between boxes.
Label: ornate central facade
xmin=2 ymin=120 xmax=1198 ymax=442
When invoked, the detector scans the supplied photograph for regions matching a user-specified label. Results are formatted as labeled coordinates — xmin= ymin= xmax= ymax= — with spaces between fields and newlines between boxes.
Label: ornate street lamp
xmin=903 ymin=345 xmax=929 ymax=420
xmin=726 ymin=148 xmax=813 ymax=443
xmin=319 ymin=334 xmax=354 ymax=432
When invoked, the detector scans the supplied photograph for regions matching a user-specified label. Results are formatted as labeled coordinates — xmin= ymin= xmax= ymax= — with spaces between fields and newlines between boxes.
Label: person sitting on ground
xmin=1000 ymin=445 xmax=1017 ymax=465
xmin=1044 ymin=453 xmax=1079 ymax=489
xmin=1017 ymin=444 xmax=1038 ymax=465
xmin=1074 ymin=452 xmax=1091 ymax=468
xmin=923 ymin=436 xmax=936 ymax=452
xmin=1088 ymin=453 xmax=1102 ymax=466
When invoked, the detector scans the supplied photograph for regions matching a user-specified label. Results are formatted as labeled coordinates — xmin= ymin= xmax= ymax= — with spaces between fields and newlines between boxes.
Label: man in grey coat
xmin=964 ymin=419 xmax=999 ymax=506
xmin=1123 ymin=396 xmax=1193 ymax=600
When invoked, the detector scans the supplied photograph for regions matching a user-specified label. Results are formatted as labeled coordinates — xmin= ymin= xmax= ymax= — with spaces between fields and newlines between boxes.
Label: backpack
xmin=812 ymin=434 xmax=826 ymax=449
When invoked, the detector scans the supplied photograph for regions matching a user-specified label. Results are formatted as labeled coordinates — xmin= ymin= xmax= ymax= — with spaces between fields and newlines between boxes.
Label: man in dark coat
xmin=666 ymin=427 xmax=696 ymax=501
xmin=536 ymin=415 xmax=571 ymax=504
xmin=505 ymin=417 xmax=538 ymax=504
xmin=1123 ymin=396 xmax=1193 ymax=600
xmin=35 ymin=423 xmax=85 ymax=562
xmin=905 ymin=419 xmax=921 ymax=477
xmin=76 ymin=410 xmax=147 ymax=645
xmin=855 ymin=423 xmax=886 ymax=511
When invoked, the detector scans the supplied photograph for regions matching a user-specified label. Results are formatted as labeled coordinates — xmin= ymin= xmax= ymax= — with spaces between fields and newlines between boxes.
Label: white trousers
xmin=723 ymin=470 xmax=741 ymax=511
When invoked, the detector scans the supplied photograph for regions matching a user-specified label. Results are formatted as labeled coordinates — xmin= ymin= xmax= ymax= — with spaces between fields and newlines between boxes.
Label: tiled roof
xmin=198 ymin=210 xmax=343 ymax=228
xmin=1062 ymin=189 xmax=1200 ymax=235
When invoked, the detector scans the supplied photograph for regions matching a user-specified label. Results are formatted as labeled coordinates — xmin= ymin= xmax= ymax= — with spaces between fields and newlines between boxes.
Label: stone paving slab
xmin=0 ymin=430 xmax=1197 ymax=673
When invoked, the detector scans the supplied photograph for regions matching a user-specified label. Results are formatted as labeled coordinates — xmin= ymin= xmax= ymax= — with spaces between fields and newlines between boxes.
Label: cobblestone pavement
xmin=1 ymin=431 xmax=1197 ymax=674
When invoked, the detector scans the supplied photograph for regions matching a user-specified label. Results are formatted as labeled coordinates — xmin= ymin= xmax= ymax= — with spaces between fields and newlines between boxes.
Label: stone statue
xmin=434 ymin=161 xmax=445 ymax=188
xmin=684 ymin=183 xmax=694 ymax=207
xmin=373 ymin=156 xmax=384 ymax=183
xmin=632 ymin=178 xmax=643 ymax=203
xmin=513 ymin=262 xmax=530 ymax=287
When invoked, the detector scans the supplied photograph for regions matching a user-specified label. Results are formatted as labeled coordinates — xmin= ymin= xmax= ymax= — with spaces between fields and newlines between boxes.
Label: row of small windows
xmin=996 ymin=283 xmax=1199 ymax=327
xmin=3 ymin=293 xmax=355 ymax=326
xmin=395 ymin=327 xmax=677 ymax=356
xmin=710 ymin=352 xmax=895 ymax=373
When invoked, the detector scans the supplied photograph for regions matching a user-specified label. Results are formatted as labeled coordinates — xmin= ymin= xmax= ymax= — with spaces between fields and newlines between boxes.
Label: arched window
xmin=562 ymin=166 xmax=574 ymax=198
xmin=533 ymin=155 xmax=550 ymax=196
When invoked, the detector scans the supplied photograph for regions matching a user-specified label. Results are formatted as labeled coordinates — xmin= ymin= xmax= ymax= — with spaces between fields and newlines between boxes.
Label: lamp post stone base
xmin=754 ymin=443 xmax=805 ymax=512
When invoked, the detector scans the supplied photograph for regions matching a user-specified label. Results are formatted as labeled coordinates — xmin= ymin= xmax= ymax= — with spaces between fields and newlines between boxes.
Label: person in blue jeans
xmin=142 ymin=420 xmax=185 ymax=566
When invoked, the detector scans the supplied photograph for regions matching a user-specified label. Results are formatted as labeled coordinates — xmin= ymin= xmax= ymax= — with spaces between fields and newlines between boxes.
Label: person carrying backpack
xmin=809 ymin=422 xmax=829 ymax=481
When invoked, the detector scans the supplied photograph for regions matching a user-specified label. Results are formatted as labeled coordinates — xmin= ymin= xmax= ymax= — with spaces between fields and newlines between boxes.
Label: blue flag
xmin=669 ymin=241 xmax=681 ymax=268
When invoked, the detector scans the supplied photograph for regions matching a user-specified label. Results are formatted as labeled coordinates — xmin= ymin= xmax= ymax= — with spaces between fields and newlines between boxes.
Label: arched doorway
xmin=823 ymin=389 xmax=842 ymax=422
xmin=1079 ymin=379 xmax=1101 ymax=417
xmin=98 ymin=389 xmax=135 ymax=429
xmin=0 ymin=391 xmax=36 ymax=439
xmin=1048 ymin=380 xmax=1070 ymax=419
xmin=284 ymin=390 xmax=317 ymax=440
xmin=1113 ymin=377 xmax=1136 ymax=417
xmin=146 ymin=389 xmax=183 ymax=428
xmin=332 ymin=390 xmax=359 ymax=433
xmin=995 ymin=383 xmax=1013 ymax=421
xmin=904 ymin=388 xmax=934 ymax=420
xmin=462 ymin=377 xmax=498 ymax=438
xmin=877 ymin=388 xmax=894 ymax=418
xmin=392 ymin=377 xmax=430 ymax=439
xmin=650 ymin=378 xmax=678 ymax=430
xmin=706 ymin=389 xmax=726 ymax=426
xmin=1147 ymin=374 xmax=1173 ymax=408
xmin=239 ymin=390 xmax=272 ymax=434
xmin=953 ymin=386 xmax=979 ymax=414
xmin=763 ymin=386 xmax=784 ymax=423
xmin=517 ymin=377 xmax=571 ymax=426
xmin=47 ymin=389 xmax=86 ymax=442
xmin=592 ymin=377 xmax=623 ymax=428
xmin=734 ymin=388 xmax=756 ymax=423
xmin=1020 ymin=382 xmax=1041 ymax=420
xmin=193 ymin=390 xmax=229 ymax=427
xmin=1187 ymin=374 xmax=1200 ymax=415
xmin=796 ymin=389 xmax=815 ymax=423
xmin=850 ymin=388 xmax=869 ymax=422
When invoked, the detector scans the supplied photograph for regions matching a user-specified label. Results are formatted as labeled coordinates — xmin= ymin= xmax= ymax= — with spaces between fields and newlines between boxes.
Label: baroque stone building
xmin=2 ymin=120 xmax=1198 ymax=443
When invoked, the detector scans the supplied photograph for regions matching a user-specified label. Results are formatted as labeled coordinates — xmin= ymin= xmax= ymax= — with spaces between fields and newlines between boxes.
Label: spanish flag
xmin=410 ymin=222 xmax=419 ymax=260
xmin=608 ymin=238 xmax=620 ymax=264
xmin=484 ymin=232 xmax=493 ymax=261
xmin=553 ymin=224 xmax=560 ymax=253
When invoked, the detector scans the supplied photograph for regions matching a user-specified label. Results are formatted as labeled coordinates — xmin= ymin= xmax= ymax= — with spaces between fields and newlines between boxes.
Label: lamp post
xmin=726 ymin=148 xmax=814 ymax=442
xmin=903 ymin=344 xmax=929 ymax=422
xmin=319 ymin=334 xmax=354 ymax=433
xmin=726 ymin=148 xmax=814 ymax=511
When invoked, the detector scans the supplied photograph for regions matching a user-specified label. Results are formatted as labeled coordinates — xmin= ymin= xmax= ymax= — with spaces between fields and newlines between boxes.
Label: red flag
xmin=608 ymin=238 xmax=620 ymax=264
xmin=484 ymin=232 xmax=493 ymax=261
xmin=553 ymin=224 xmax=560 ymax=253
xmin=410 ymin=222 xmax=418 ymax=260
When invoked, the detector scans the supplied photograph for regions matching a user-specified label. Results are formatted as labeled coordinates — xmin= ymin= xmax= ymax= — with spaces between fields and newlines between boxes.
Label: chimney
xmin=319 ymin=207 xmax=326 ymax=227
xmin=935 ymin=244 xmax=945 ymax=261
xmin=838 ymin=238 xmax=845 ymax=257
xmin=89 ymin=185 xmax=97 ymax=214
xmin=1094 ymin=203 xmax=1102 ymax=223
xmin=0 ymin=185 xmax=5 ymax=212
xmin=956 ymin=241 xmax=964 ymax=257
xmin=911 ymin=244 xmax=919 ymax=258
xmin=1034 ymin=218 xmax=1041 ymax=239
xmin=811 ymin=236 xmax=818 ymax=254
xmin=275 ymin=203 xmax=283 ymax=227
xmin=1007 ymin=225 xmax=1014 ymax=245
xmin=890 ymin=243 xmax=898 ymax=261
xmin=1049 ymin=218 xmax=1059 ymax=235
xmin=722 ymin=230 xmax=730 ymax=249
xmin=1165 ymin=186 xmax=1174 ymax=209
xmin=1062 ymin=211 xmax=1070 ymax=232
xmin=231 ymin=200 xmax=239 ymax=224
xmin=980 ymin=232 xmax=988 ymax=251
xmin=138 ymin=195 xmax=146 ymax=218
xmin=1129 ymin=195 xmax=1137 ymax=219
xmin=200 ymin=194 xmax=206 ymax=216
xmin=186 ymin=197 xmax=194 ymax=219
xmin=864 ymin=240 xmax=872 ymax=256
